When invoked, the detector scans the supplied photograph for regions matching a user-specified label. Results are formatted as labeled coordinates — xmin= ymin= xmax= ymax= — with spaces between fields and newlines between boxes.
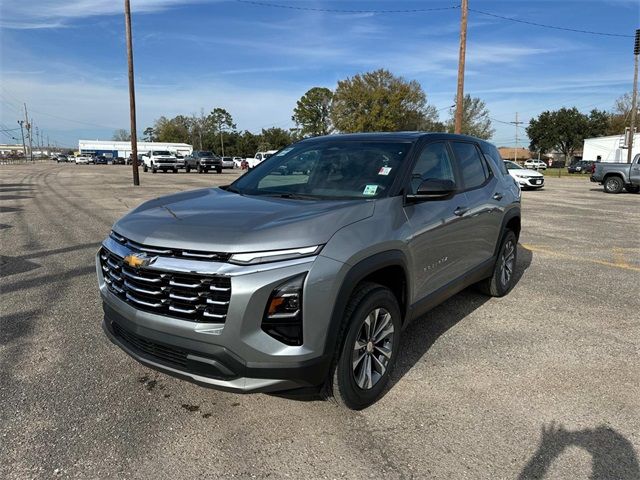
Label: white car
xmin=141 ymin=150 xmax=178 ymax=173
xmin=221 ymin=156 xmax=235 ymax=169
xmin=504 ymin=161 xmax=544 ymax=189
xmin=75 ymin=155 xmax=92 ymax=165
xmin=246 ymin=150 xmax=278 ymax=169
xmin=524 ymin=159 xmax=547 ymax=170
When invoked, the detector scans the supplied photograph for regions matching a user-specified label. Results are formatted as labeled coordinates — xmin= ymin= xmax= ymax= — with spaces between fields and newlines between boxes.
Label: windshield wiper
xmin=222 ymin=185 xmax=243 ymax=195
xmin=260 ymin=191 xmax=319 ymax=200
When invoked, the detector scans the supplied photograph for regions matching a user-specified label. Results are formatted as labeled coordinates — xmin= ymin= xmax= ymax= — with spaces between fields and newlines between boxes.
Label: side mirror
xmin=406 ymin=179 xmax=456 ymax=202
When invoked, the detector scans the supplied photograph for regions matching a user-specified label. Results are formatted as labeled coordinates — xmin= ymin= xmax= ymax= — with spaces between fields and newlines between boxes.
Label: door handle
xmin=493 ymin=192 xmax=503 ymax=201
xmin=454 ymin=206 xmax=468 ymax=217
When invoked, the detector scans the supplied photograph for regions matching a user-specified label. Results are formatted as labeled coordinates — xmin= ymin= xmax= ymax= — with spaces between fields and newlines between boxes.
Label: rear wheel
xmin=604 ymin=176 xmax=623 ymax=194
xmin=327 ymin=283 xmax=401 ymax=410
xmin=477 ymin=230 xmax=517 ymax=297
xmin=624 ymin=185 xmax=639 ymax=193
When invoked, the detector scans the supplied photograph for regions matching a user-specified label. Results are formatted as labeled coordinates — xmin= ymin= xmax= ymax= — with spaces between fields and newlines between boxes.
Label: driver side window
xmin=410 ymin=142 xmax=455 ymax=194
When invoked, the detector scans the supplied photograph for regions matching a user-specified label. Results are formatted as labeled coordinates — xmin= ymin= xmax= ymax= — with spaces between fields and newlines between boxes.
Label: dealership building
xmin=78 ymin=140 xmax=193 ymax=158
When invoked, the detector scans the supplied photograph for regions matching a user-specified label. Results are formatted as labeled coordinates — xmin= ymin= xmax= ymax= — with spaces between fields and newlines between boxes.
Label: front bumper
xmin=516 ymin=177 xmax=544 ymax=188
xmin=97 ymin=237 xmax=344 ymax=392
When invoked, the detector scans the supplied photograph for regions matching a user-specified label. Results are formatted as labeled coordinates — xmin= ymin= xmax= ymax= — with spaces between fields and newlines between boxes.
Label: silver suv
xmin=97 ymin=133 xmax=521 ymax=409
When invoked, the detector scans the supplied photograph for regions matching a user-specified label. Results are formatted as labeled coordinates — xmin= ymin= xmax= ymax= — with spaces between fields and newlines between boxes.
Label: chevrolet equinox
xmin=98 ymin=132 xmax=521 ymax=409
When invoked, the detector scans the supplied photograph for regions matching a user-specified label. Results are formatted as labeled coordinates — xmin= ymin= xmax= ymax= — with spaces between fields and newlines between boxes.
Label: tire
xmin=624 ymin=185 xmax=640 ymax=193
xmin=603 ymin=176 xmax=624 ymax=194
xmin=143 ymin=164 xmax=148 ymax=172
xmin=217 ymin=167 xmax=222 ymax=174
xmin=185 ymin=166 xmax=190 ymax=173
xmin=173 ymin=168 xmax=178 ymax=173
xmin=476 ymin=230 xmax=518 ymax=297
xmin=327 ymin=282 xmax=401 ymax=410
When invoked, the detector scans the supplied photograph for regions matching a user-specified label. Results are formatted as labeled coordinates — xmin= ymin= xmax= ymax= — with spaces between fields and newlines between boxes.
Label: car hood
xmin=510 ymin=170 xmax=543 ymax=178
xmin=113 ymin=188 xmax=375 ymax=253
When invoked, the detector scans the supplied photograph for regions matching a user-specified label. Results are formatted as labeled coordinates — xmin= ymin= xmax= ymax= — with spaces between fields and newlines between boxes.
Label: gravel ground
xmin=1 ymin=164 xmax=638 ymax=479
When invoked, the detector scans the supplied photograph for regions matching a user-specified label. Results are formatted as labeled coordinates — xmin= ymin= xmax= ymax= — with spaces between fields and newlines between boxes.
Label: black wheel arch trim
xmin=323 ymin=250 xmax=410 ymax=360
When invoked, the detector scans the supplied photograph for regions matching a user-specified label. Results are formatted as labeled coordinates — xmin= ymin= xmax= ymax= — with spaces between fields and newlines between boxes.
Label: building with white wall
xmin=78 ymin=140 xmax=192 ymax=158
xmin=583 ymin=133 xmax=640 ymax=163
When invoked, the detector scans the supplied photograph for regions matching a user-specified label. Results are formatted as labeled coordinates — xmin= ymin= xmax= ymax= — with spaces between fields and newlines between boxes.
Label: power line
xmin=234 ymin=0 xmax=460 ymax=14
xmin=469 ymin=8 xmax=634 ymax=38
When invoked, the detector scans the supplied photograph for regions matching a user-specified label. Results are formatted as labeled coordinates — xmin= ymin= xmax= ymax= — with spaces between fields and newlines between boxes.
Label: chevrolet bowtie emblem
xmin=123 ymin=253 xmax=156 ymax=268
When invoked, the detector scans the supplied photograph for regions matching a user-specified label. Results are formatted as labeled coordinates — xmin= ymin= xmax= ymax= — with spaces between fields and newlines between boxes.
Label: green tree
xmin=112 ymin=129 xmax=131 ymax=141
xmin=587 ymin=109 xmax=610 ymax=138
xmin=259 ymin=127 xmax=292 ymax=151
xmin=527 ymin=107 xmax=590 ymax=161
xmin=445 ymin=95 xmax=494 ymax=139
xmin=142 ymin=127 xmax=156 ymax=142
xmin=331 ymin=69 xmax=437 ymax=132
xmin=208 ymin=108 xmax=236 ymax=156
xmin=292 ymin=87 xmax=333 ymax=137
xmin=154 ymin=115 xmax=191 ymax=143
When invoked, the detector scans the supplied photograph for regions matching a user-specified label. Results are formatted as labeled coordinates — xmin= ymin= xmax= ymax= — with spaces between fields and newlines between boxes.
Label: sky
xmin=0 ymin=0 xmax=638 ymax=148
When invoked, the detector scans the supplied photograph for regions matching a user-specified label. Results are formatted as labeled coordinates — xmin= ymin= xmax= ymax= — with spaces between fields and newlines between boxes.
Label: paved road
xmin=1 ymin=164 xmax=639 ymax=479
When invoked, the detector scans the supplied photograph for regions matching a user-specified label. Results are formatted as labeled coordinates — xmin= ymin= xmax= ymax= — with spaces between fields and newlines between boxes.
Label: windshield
xmin=153 ymin=151 xmax=171 ymax=156
xmin=230 ymin=140 xmax=411 ymax=199
xmin=504 ymin=161 xmax=523 ymax=170
xmin=198 ymin=151 xmax=213 ymax=157
xmin=222 ymin=157 xmax=232 ymax=161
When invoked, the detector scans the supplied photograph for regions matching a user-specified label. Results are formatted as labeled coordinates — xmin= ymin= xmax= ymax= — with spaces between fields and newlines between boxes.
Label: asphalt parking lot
xmin=1 ymin=164 xmax=639 ymax=479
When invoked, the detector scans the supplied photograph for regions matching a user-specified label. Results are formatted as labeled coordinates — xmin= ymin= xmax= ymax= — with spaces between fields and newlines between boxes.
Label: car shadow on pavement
xmin=385 ymin=244 xmax=533 ymax=397
xmin=518 ymin=422 xmax=640 ymax=480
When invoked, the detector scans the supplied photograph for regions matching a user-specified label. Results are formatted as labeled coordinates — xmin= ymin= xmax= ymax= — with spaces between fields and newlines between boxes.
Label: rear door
xmin=404 ymin=141 xmax=472 ymax=302
xmin=449 ymin=140 xmax=504 ymax=270
xmin=631 ymin=154 xmax=640 ymax=185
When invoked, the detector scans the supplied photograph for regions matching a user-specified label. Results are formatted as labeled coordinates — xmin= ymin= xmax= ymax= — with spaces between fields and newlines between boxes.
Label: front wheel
xmin=185 ymin=166 xmax=190 ymax=173
xmin=143 ymin=164 xmax=148 ymax=172
xmin=604 ymin=176 xmax=624 ymax=194
xmin=476 ymin=230 xmax=518 ymax=297
xmin=216 ymin=166 xmax=222 ymax=174
xmin=173 ymin=168 xmax=178 ymax=173
xmin=327 ymin=283 xmax=401 ymax=410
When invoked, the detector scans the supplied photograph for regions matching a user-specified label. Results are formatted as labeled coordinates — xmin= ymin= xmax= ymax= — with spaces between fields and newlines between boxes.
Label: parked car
xmin=246 ymin=150 xmax=278 ymax=169
xmin=184 ymin=151 xmax=222 ymax=173
xmin=98 ymin=132 xmax=521 ymax=409
xmin=504 ymin=160 xmax=544 ymax=189
xmin=568 ymin=160 xmax=596 ymax=174
xmin=524 ymin=159 xmax=547 ymax=170
xmin=112 ymin=157 xmax=126 ymax=165
xmin=221 ymin=156 xmax=235 ymax=169
xmin=233 ymin=156 xmax=244 ymax=168
xmin=95 ymin=156 xmax=109 ymax=165
xmin=141 ymin=150 xmax=178 ymax=173
xmin=55 ymin=154 xmax=69 ymax=163
xmin=75 ymin=155 xmax=92 ymax=165
xmin=590 ymin=154 xmax=640 ymax=193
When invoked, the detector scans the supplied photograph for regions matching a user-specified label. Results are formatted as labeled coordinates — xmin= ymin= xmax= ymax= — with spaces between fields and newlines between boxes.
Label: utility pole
xmin=124 ymin=0 xmax=140 ymax=185
xmin=512 ymin=112 xmax=523 ymax=163
xmin=24 ymin=103 xmax=33 ymax=162
xmin=627 ymin=29 xmax=639 ymax=164
xmin=17 ymin=120 xmax=26 ymax=158
xmin=454 ymin=0 xmax=468 ymax=134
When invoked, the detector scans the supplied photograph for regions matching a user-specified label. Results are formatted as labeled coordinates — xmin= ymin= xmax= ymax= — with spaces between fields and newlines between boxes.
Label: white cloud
xmin=1 ymin=0 xmax=216 ymax=29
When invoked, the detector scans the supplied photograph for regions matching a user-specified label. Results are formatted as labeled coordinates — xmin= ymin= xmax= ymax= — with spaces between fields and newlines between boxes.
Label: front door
xmin=404 ymin=141 xmax=471 ymax=303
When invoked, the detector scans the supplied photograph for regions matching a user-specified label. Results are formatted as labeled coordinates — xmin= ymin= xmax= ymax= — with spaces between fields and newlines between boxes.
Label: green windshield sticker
xmin=363 ymin=184 xmax=378 ymax=196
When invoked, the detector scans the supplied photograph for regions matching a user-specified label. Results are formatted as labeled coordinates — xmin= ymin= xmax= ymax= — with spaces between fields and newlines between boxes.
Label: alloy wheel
xmin=351 ymin=308 xmax=394 ymax=390
xmin=500 ymin=239 xmax=516 ymax=287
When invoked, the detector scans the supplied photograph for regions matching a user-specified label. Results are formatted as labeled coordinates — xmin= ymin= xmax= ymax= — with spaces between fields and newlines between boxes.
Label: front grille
xmin=110 ymin=231 xmax=231 ymax=262
xmin=112 ymin=321 xmax=188 ymax=368
xmin=100 ymin=248 xmax=231 ymax=322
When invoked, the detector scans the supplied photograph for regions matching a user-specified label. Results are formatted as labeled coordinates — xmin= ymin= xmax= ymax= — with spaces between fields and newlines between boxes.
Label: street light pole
xmin=454 ymin=0 xmax=468 ymax=134
xmin=124 ymin=0 xmax=140 ymax=185
xmin=627 ymin=29 xmax=639 ymax=164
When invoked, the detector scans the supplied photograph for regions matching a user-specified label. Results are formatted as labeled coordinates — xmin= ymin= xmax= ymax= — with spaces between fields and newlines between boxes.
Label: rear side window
xmin=481 ymin=144 xmax=509 ymax=175
xmin=450 ymin=142 xmax=490 ymax=190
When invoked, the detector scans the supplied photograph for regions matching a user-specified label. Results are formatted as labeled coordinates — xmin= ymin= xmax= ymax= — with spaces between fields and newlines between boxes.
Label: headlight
xmin=229 ymin=246 xmax=322 ymax=265
xmin=262 ymin=273 xmax=306 ymax=345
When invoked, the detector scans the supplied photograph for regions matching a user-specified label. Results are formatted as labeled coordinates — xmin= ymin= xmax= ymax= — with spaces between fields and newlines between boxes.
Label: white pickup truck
xmin=246 ymin=150 xmax=278 ymax=169
xmin=141 ymin=150 xmax=178 ymax=173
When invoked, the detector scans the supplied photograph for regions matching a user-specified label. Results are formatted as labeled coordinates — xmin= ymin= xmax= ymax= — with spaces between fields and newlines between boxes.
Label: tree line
xmin=526 ymin=93 xmax=634 ymax=161
xmin=111 ymin=68 xmax=633 ymax=160
xmin=113 ymin=69 xmax=494 ymax=157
